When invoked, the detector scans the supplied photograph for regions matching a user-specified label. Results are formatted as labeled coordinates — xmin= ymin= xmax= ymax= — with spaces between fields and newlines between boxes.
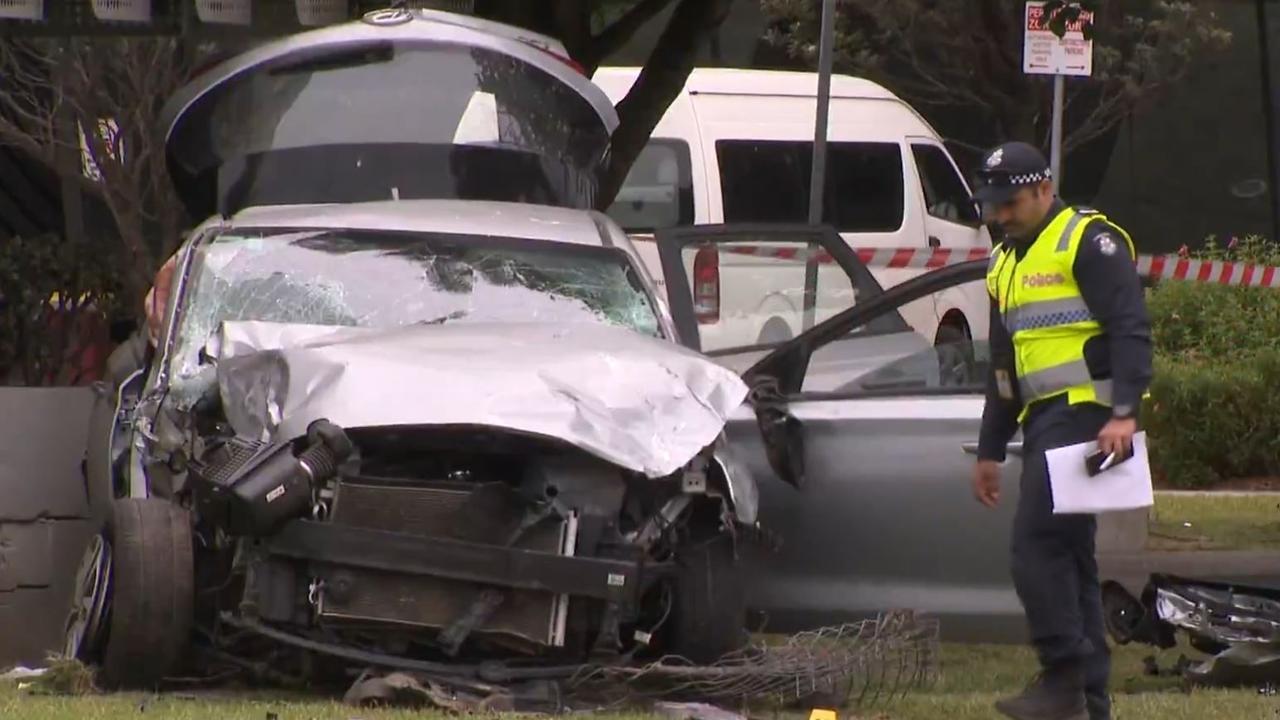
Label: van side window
xmin=716 ymin=140 xmax=905 ymax=232
xmin=825 ymin=142 xmax=905 ymax=232
xmin=715 ymin=141 xmax=810 ymax=224
xmin=605 ymin=139 xmax=695 ymax=232
xmin=911 ymin=144 xmax=980 ymax=226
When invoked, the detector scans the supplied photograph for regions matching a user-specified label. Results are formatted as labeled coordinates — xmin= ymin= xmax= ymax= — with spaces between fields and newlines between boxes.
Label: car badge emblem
xmin=363 ymin=8 xmax=414 ymax=26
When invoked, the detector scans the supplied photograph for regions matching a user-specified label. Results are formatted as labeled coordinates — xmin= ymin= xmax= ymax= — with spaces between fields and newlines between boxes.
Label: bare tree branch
xmin=596 ymin=0 xmax=735 ymax=209
xmin=762 ymin=0 xmax=1232 ymax=151
xmin=0 ymin=35 xmax=217 ymax=313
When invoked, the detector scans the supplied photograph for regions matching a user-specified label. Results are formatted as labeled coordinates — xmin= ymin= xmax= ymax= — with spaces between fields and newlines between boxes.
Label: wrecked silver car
xmin=58 ymin=10 xmax=760 ymax=690
xmin=65 ymin=200 xmax=759 ymax=688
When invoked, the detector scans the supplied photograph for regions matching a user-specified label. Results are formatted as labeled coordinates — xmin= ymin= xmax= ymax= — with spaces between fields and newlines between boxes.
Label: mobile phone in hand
xmin=1085 ymin=447 xmax=1131 ymax=477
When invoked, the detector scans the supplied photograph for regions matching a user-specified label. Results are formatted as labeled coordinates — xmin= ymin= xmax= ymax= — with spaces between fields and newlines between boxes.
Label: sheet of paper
xmin=1046 ymin=431 xmax=1154 ymax=515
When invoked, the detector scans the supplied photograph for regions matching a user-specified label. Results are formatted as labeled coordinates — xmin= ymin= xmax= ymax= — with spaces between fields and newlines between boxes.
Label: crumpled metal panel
xmin=1156 ymin=584 xmax=1280 ymax=645
xmin=213 ymin=321 xmax=749 ymax=478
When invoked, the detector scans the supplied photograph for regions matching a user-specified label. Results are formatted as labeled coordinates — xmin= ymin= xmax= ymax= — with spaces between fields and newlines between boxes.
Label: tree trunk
xmin=594 ymin=0 xmax=734 ymax=210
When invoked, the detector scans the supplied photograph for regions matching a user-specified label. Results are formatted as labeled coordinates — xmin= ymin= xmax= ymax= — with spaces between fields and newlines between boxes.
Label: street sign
xmin=1023 ymin=1 xmax=1094 ymax=77
xmin=0 ymin=0 xmax=43 ymax=21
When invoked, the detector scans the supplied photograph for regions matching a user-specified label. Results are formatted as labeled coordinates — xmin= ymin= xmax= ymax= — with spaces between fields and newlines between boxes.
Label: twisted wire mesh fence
xmin=566 ymin=610 xmax=941 ymax=711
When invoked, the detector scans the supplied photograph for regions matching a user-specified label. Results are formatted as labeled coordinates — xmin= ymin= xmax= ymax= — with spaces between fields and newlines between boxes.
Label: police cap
xmin=972 ymin=141 xmax=1053 ymax=204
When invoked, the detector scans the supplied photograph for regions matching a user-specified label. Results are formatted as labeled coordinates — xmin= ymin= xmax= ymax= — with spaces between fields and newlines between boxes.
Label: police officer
xmin=970 ymin=142 xmax=1153 ymax=720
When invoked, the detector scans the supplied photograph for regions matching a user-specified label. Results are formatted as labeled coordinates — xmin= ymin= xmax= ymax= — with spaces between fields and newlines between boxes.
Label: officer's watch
xmin=1112 ymin=403 xmax=1136 ymax=420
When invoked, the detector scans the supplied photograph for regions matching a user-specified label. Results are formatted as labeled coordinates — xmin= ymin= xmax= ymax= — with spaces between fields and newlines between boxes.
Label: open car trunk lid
xmin=159 ymin=9 xmax=618 ymax=220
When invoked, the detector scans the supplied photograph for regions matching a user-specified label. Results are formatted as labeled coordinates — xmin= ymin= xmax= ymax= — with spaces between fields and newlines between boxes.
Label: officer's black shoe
xmin=994 ymin=662 xmax=1087 ymax=720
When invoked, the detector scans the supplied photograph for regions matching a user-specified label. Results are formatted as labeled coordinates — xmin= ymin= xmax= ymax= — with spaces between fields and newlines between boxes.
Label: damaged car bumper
xmin=1109 ymin=574 xmax=1280 ymax=686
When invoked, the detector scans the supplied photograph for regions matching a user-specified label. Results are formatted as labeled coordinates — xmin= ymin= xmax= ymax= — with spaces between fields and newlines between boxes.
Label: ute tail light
xmin=692 ymin=246 xmax=720 ymax=324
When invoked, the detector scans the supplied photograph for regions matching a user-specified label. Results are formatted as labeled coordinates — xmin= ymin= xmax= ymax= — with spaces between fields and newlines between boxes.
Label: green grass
xmin=1147 ymin=492 xmax=1280 ymax=551
xmin=5 ymin=642 xmax=1280 ymax=720
xmin=880 ymin=642 xmax=1280 ymax=720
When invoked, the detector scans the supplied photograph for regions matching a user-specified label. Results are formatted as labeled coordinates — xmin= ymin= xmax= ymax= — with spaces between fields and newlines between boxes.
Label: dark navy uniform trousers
xmin=1013 ymin=396 xmax=1113 ymax=720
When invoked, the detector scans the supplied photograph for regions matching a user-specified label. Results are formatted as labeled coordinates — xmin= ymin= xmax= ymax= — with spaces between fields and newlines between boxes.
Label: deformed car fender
xmin=709 ymin=440 xmax=758 ymax=526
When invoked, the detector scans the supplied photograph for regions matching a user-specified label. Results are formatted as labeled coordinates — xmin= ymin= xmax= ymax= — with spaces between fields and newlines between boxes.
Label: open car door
xmin=654 ymin=224 xmax=1026 ymax=641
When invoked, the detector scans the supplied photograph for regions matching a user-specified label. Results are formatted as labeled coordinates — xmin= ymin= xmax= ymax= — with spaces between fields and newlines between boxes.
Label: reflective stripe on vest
xmin=986 ymin=207 xmax=1137 ymax=420
xmin=1004 ymin=296 xmax=1094 ymax=333
xmin=1018 ymin=360 xmax=1113 ymax=406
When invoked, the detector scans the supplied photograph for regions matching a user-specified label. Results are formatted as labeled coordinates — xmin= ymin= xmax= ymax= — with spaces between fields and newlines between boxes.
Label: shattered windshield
xmin=170 ymin=228 xmax=662 ymax=380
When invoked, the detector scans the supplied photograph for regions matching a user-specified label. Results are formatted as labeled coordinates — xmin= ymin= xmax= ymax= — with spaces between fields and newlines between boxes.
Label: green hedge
xmin=1144 ymin=235 xmax=1280 ymax=488
xmin=1148 ymin=278 xmax=1280 ymax=364
xmin=1145 ymin=352 xmax=1280 ymax=488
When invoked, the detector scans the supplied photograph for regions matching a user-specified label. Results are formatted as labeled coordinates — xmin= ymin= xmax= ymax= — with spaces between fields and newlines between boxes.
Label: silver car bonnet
xmin=212 ymin=321 xmax=749 ymax=479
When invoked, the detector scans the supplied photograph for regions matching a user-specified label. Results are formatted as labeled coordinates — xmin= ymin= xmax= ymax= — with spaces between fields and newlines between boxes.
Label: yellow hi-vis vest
xmin=985 ymin=207 xmax=1136 ymax=422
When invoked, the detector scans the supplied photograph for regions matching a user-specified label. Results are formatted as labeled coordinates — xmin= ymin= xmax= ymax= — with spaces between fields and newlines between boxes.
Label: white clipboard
xmin=1046 ymin=431 xmax=1154 ymax=515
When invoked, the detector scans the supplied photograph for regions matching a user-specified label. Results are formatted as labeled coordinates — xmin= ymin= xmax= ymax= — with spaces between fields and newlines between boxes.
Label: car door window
xmin=808 ymin=337 xmax=989 ymax=394
xmin=653 ymin=225 xmax=910 ymax=358
xmin=800 ymin=263 xmax=991 ymax=395
xmin=716 ymin=140 xmax=905 ymax=232
xmin=911 ymin=143 xmax=980 ymax=227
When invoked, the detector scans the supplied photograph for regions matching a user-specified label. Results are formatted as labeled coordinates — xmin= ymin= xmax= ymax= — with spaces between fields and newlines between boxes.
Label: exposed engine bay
xmin=185 ymin=418 xmax=746 ymax=669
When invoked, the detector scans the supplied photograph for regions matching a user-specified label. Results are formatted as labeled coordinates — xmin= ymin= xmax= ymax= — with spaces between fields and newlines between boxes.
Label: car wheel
xmin=76 ymin=498 xmax=194 ymax=689
xmin=670 ymin=534 xmax=747 ymax=663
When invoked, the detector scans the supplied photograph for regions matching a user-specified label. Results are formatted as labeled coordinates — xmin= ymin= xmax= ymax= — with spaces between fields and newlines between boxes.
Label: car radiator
xmin=316 ymin=478 xmax=577 ymax=651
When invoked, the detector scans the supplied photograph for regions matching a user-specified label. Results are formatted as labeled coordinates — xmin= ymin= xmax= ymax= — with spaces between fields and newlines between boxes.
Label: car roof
xmin=592 ymin=66 xmax=900 ymax=102
xmin=223 ymin=200 xmax=612 ymax=247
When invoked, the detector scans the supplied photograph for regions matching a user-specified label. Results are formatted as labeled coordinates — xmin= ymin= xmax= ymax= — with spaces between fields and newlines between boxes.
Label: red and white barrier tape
xmin=853 ymin=247 xmax=992 ymax=269
xmin=723 ymin=245 xmax=1280 ymax=288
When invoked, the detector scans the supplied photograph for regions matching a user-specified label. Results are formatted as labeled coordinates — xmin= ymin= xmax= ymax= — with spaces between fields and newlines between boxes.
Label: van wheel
xmin=70 ymin=498 xmax=194 ymax=689
xmin=934 ymin=321 xmax=974 ymax=386
xmin=757 ymin=318 xmax=793 ymax=345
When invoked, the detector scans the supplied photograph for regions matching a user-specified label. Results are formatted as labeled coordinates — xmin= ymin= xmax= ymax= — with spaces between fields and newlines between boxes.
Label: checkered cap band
xmin=982 ymin=168 xmax=1053 ymax=187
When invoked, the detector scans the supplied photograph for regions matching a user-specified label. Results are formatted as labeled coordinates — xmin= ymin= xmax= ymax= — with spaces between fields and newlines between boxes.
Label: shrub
xmin=1145 ymin=353 xmax=1280 ymax=488
xmin=1144 ymin=234 xmax=1280 ymax=487
xmin=1147 ymin=281 xmax=1280 ymax=364
xmin=0 ymin=233 xmax=126 ymax=386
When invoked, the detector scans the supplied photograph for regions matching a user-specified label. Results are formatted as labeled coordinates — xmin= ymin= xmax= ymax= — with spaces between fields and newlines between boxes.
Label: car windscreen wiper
xmin=416 ymin=310 xmax=469 ymax=326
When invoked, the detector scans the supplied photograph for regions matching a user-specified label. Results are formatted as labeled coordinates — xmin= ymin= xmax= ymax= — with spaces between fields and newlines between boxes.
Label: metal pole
xmin=803 ymin=0 xmax=836 ymax=331
xmin=1050 ymin=73 xmax=1064 ymax=195
xmin=808 ymin=0 xmax=836 ymax=224
xmin=1257 ymin=0 xmax=1280 ymax=245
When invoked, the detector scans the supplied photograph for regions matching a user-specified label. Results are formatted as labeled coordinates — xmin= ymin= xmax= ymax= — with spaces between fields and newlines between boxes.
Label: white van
xmin=593 ymin=67 xmax=991 ymax=352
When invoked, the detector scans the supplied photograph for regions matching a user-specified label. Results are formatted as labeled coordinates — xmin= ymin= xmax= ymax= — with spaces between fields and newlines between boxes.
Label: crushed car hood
xmin=212 ymin=321 xmax=749 ymax=478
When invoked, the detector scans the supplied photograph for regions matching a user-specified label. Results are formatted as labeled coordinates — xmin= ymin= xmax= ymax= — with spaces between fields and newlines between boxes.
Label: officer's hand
xmin=1097 ymin=417 xmax=1138 ymax=458
xmin=973 ymin=460 xmax=1001 ymax=509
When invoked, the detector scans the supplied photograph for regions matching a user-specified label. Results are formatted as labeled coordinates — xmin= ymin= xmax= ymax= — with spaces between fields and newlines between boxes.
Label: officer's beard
xmin=986 ymin=220 xmax=1011 ymax=246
